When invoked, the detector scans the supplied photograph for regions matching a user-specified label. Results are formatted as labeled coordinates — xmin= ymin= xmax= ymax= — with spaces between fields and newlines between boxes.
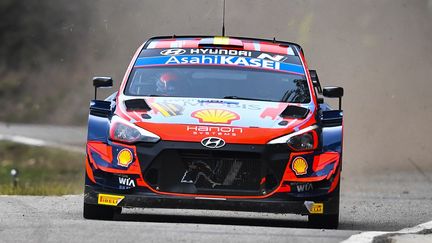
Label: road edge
xmin=342 ymin=220 xmax=432 ymax=243
xmin=0 ymin=134 xmax=84 ymax=153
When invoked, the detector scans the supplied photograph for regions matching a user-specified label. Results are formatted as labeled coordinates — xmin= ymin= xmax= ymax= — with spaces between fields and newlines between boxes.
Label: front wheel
xmin=83 ymin=202 xmax=121 ymax=220
xmin=308 ymin=185 xmax=340 ymax=229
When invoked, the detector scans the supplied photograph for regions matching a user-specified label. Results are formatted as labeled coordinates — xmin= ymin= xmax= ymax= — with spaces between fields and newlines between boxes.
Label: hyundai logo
xmin=160 ymin=49 xmax=186 ymax=56
xmin=201 ymin=137 xmax=226 ymax=149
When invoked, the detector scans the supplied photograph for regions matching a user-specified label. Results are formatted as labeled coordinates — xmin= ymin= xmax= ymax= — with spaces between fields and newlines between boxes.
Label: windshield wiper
xmin=223 ymin=96 xmax=273 ymax=102
xmin=280 ymin=90 xmax=293 ymax=102
xmin=147 ymin=94 xmax=165 ymax=97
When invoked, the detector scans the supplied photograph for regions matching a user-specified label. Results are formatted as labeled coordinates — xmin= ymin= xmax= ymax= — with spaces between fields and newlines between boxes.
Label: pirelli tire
xmin=308 ymin=185 xmax=340 ymax=229
xmin=83 ymin=202 xmax=121 ymax=220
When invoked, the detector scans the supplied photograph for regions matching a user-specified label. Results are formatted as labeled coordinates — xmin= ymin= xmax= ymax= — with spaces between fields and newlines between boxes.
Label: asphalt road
xmin=1 ymin=124 xmax=432 ymax=242
xmin=0 ymin=122 xmax=85 ymax=153
xmin=0 ymin=195 xmax=354 ymax=243
xmin=0 ymin=180 xmax=431 ymax=243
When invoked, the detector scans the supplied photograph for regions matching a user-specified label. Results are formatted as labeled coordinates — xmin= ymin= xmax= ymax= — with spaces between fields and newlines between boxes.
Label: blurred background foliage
xmin=0 ymin=141 xmax=84 ymax=195
xmin=0 ymin=0 xmax=225 ymax=125
xmin=0 ymin=0 xmax=108 ymax=124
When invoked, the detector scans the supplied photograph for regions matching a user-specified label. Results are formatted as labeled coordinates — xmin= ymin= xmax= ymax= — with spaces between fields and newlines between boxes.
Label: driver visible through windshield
xmin=125 ymin=66 xmax=311 ymax=103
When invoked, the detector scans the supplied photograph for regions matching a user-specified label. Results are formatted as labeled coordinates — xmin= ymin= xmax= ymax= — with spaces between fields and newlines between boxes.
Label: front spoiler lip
xmin=84 ymin=185 xmax=339 ymax=215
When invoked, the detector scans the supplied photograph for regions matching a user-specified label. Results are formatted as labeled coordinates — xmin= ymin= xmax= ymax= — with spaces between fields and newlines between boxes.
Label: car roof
xmin=143 ymin=35 xmax=304 ymax=56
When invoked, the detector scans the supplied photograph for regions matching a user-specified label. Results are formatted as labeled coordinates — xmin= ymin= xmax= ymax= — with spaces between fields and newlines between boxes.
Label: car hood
xmin=117 ymin=97 xmax=315 ymax=144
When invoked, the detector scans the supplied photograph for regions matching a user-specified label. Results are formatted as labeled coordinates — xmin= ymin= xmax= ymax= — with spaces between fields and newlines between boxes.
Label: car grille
xmin=180 ymin=150 xmax=262 ymax=192
xmin=144 ymin=149 xmax=275 ymax=196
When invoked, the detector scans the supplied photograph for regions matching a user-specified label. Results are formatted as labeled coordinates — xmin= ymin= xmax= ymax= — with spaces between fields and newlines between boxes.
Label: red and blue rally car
xmin=84 ymin=36 xmax=344 ymax=229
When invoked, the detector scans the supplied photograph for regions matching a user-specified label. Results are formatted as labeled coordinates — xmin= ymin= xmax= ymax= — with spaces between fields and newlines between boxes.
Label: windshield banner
xmin=134 ymin=55 xmax=305 ymax=75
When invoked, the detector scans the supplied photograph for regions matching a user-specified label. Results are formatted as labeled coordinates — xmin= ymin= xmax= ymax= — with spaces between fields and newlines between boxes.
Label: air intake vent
xmin=280 ymin=106 xmax=309 ymax=119
xmin=124 ymin=99 xmax=151 ymax=111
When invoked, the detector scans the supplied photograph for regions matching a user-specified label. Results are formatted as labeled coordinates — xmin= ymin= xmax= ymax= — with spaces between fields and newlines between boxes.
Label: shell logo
xmin=292 ymin=157 xmax=308 ymax=175
xmin=117 ymin=149 xmax=133 ymax=167
xmin=191 ymin=109 xmax=240 ymax=124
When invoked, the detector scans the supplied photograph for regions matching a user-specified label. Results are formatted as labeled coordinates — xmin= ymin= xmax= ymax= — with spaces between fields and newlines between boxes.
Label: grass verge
xmin=0 ymin=141 xmax=84 ymax=195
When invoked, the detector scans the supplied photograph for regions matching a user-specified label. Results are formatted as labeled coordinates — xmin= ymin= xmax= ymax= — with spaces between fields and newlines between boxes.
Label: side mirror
xmin=323 ymin=86 xmax=343 ymax=98
xmin=323 ymin=86 xmax=344 ymax=109
xmin=93 ymin=77 xmax=113 ymax=99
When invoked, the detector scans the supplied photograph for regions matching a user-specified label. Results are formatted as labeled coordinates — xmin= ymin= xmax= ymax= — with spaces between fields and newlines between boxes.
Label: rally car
xmin=83 ymin=36 xmax=344 ymax=229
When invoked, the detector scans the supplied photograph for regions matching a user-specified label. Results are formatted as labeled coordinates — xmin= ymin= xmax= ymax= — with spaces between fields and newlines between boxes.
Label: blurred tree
xmin=0 ymin=0 xmax=98 ymax=124
xmin=0 ymin=0 xmax=92 ymax=73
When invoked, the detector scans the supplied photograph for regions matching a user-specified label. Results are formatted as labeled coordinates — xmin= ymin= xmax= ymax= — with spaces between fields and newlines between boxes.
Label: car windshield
xmin=125 ymin=66 xmax=310 ymax=103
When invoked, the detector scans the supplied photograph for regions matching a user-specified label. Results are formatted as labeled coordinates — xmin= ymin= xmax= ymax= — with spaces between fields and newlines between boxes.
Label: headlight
xmin=287 ymin=132 xmax=316 ymax=151
xmin=268 ymin=125 xmax=318 ymax=151
xmin=109 ymin=116 xmax=160 ymax=144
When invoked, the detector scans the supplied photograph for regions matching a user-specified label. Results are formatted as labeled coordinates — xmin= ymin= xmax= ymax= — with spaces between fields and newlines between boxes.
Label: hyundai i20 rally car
xmin=84 ymin=36 xmax=344 ymax=229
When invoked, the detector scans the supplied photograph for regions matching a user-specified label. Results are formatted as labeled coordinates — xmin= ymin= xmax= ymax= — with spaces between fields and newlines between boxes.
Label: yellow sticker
xmin=310 ymin=203 xmax=324 ymax=214
xmin=214 ymin=36 xmax=230 ymax=45
xmin=98 ymin=194 xmax=124 ymax=206
xmin=152 ymin=102 xmax=183 ymax=117
xmin=192 ymin=109 xmax=240 ymax=124
xmin=117 ymin=149 xmax=133 ymax=167
xmin=292 ymin=157 xmax=308 ymax=175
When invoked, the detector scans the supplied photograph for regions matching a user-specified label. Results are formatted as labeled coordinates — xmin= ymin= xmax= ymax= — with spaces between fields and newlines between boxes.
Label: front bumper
xmin=84 ymin=185 xmax=339 ymax=215
xmin=87 ymin=140 xmax=340 ymax=198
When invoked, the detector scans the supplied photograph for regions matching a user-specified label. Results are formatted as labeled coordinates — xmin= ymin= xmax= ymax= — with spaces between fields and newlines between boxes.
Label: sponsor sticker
xmin=310 ymin=203 xmax=324 ymax=214
xmin=292 ymin=157 xmax=308 ymax=175
xmin=160 ymin=49 xmax=186 ymax=56
xmin=118 ymin=177 xmax=135 ymax=188
xmin=117 ymin=149 xmax=133 ymax=167
xmin=165 ymin=55 xmax=281 ymax=70
xmin=304 ymin=201 xmax=324 ymax=214
xmin=133 ymin=55 xmax=305 ymax=74
xmin=98 ymin=194 xmax=125 ymax=206
xmin=147 ymin=98 xmax=261 ymax=110
xmin=151 ymin=102 xmax=184 ymax=117
xmin=190 ymin=48 xmax=251 ymax=57
xmin=295 ymin=182 xmax=313 ymax=192
xmin=260 ymin=103 xmax=286 ymax=120
xmin=256 ymin=53 xmax=286 ymax=62
xmin=186 ymin=125 xmax=243 ymax=137
xmin=191 ymin=109 xmax=239 ymax=124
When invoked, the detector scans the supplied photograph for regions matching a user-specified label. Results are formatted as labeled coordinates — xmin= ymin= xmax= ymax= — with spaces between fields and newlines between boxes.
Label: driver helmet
xmin=156 ymin=72 xmax=181 ymax=95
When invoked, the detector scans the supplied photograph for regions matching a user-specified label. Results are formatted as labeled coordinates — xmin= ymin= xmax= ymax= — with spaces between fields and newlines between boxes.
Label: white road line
xmin=0 ymin=134 xmax=47 ymax=146
xmin=342 ymin=220 xmax=432 ymax=243
xmin=0 ymin=134 xmax=84 ymax=153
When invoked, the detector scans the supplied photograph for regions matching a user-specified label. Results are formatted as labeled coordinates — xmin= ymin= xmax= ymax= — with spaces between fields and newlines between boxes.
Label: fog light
xmin=117 ymin=149 xmax=133 ymax=167
xmin=292 ymin=157 xmax=308 ymax=175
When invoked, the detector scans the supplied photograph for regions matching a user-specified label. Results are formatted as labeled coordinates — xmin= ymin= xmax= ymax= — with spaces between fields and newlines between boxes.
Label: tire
xmin=83 ymin=202 xmax=121 ymax=220
xmin=308 ymin=213 xmax=339 ymax=229
xmin=308 ymin=185 xmax=340 ymax=229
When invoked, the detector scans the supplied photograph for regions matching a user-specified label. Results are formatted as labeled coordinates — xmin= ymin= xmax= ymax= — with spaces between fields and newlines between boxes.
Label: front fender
xmin=87 ymin=114 xmax=110 ymax=142
xmin=322 ymin=125 xmax=343 ymax=153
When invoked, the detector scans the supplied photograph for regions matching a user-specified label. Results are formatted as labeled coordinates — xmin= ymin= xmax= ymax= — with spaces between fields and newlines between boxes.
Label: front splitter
xmin=84 ymin=186 xmax=339 ymax=215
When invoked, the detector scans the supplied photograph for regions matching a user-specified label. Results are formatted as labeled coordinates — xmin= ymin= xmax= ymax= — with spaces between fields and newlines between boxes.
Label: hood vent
xmin=280 ymin=106 xmax=309 ymax=119
xmin=124 ymin=99 xmax=151 ymax=111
